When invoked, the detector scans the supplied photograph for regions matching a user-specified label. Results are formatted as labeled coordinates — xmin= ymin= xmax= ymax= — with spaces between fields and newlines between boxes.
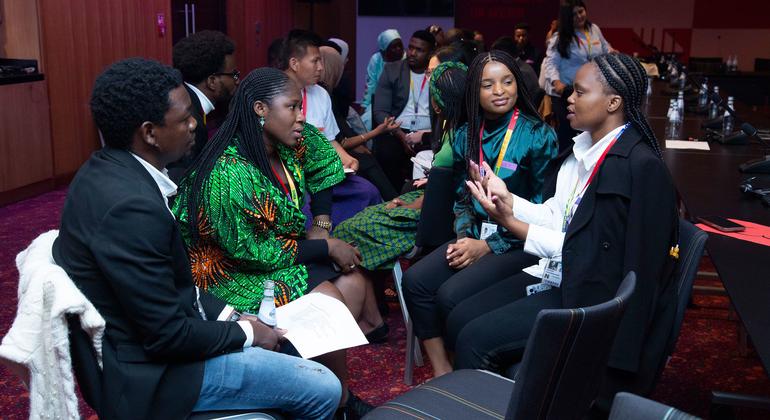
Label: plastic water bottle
xmin=678 ymin=67 xmax=687 ymax=90
xmin=723 ymin=96 xmax=735 ymax=135
xmin=709 ymin=86 xmax=720 ymax=120
xmin=668 ymin=101 xmax=682 ymax=139
xmin=732 ymin=55 xmax=739 ymax=72
xmin=257 ymin=279 xmax=277 ymax=327
xmin=677 ymin=91 xmax=685 ymax=116
xmin=698 ymin=81 xmax=709 ymax=108
xmin=646 ymin=76 xmax=653 ymax=97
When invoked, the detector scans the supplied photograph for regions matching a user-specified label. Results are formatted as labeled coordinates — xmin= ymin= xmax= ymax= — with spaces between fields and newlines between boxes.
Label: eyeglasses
xmin=212 ymin=69 xmax=240 ymax=82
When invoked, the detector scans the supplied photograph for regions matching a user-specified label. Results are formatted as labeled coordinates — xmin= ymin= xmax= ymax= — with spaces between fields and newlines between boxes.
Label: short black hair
xmin=412 ymin=30 xmax=436 ymax=50
xmin=280 ymin=29 xmax=323 ymax=70
xmin=90 ymin=58 xmax=182 ymax=150
xmin=267 ymin=37 xmax=285 ymax=68
xmin=173 ymin=30 xmax=235 ymax=84
xmin=514 ymin=23 xmax=530 ymax=31
xmin=490 ymin=36 xmax=516 ymax=56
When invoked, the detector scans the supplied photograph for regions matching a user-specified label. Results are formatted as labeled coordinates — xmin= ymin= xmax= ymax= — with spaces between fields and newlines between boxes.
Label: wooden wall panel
xmin=227 ymin=0 xmax=294 ymax=73
xmin=0 ymin=0 xmax=42 ymax=60
xmin=0 ymin=80 xmax=52 ymax=191
xmin=38 ymin=0 xmax=172 ymax=177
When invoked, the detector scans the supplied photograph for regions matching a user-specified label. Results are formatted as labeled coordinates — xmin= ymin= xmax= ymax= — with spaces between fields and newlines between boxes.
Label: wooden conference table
xmin=648 ymin=80 xmax=770 ymax=411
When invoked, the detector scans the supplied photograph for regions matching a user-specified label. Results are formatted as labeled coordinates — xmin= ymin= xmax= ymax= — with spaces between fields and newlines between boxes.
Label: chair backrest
xmin=688 ymin=57 xmax=723 ymax=73
xmin=414 ymin=166 xmax=456 ymax=249
xmin=755 ymin=58 xmax=770 ymax=73
xmin=609 ymin=392 xmax=701 ymax=420
xmin=505 ymin=273 xmax=637 ymax=420
xmin=666 ymin=220 xmax=708 ymax=356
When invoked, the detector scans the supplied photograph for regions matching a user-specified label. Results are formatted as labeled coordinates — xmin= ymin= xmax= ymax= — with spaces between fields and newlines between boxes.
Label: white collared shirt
xmin=185 ymin=82 xmax=215 ymax=116
xmin=395 ymin=71 xmax=431 ymax=131
xmin=130 ymin=153 xmax=254 ymax=347
xmin=513 ymin=124 xmax=627 ymax=278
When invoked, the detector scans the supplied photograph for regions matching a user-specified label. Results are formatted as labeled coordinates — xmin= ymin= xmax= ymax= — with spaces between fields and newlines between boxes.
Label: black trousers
xmin=448 ymin=271 xmax=562 ymax=372
xmin=349 ymin=150 xmax=399 ymax=201
xmin=551 ymin=93 xmax=579 ymax=153
xmin=402 ymin=240 xmax=538 ymax=340
xmin=372 ymin=132 xmax=411 ymax=192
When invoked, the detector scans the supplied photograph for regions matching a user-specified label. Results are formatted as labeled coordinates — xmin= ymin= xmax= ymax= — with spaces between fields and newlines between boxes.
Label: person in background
xmin=54 ymin=58 xmax=341 ymax=419
xmin=513 ymin=23 xmax=543 ymax=75
xmin=402 ymin=50 xmax=558 ymax=378
xmin=545 ymin=19 xmax=559 ymax=48
xmin=361 ymin=29 xmax=404 ymax=130
xmin=458 ymin=54 xmax=678 ymax=412
xmin=543 ymin=0 xmax=614 ymax=152
xmin=428 ymin=24 xmax=447 ymax=47
xmin=320 ymin=44 xmax=402 ymax=201
xmin=473 ymin=30 xmax=486 ymax=52
xmin=281 ymin=29 xmax=383 ymax=227
xmin=173 ymin=67 xmax=382 ymax=419
xmin=372 ymin=30 xmax=436 ymax=191
xmin=168 ymin=30 xmax=239 ymax=182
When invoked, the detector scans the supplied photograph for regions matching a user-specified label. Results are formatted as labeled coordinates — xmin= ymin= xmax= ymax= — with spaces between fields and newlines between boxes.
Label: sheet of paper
xmin=665 ymin=140 xmax=711 ymax=151
xmin=276 ymin=293 xmax=368 ymax=359
xmin=696 ymin=218 xmax=770 ymax=247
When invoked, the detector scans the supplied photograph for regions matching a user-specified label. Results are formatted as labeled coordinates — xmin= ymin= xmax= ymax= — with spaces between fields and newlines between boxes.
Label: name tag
xmin=480 ymin=221 xmax=498 ymax=240
xmin=542 ymin=257 xmax=563 ymax=288
xmin=526 ymin=282 xmax=552 ymax=296
xmin=500 ymin=161 xmax=518 ymax=171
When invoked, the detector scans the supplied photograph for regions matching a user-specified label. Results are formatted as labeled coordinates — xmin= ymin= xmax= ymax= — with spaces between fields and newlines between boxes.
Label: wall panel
xmin=38 ymin=0 xmax=172 ymax=177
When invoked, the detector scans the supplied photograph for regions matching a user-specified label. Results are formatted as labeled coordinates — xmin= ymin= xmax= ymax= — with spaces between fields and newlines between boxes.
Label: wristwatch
xmin=312 ymin=219 xmax=332 ymax=231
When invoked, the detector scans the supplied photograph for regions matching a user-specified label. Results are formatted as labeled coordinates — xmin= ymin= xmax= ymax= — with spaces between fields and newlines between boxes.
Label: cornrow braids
xmin=429 ymin=63 xmax=468 ymax=152
xmin=184 ymin=67 xmax=292 ymax=242
xmin=592 ymin=53 xmax=663 ymax=158
xmin=464 ymin=50 xmax=542 ymax=172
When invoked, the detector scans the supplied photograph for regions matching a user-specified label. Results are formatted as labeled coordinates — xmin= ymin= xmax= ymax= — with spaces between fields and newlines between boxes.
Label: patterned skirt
xmin=332 ymin=190 xmax=423 ymax=271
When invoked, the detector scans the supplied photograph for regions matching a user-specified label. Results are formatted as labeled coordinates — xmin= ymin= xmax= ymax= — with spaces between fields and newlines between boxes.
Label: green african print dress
xmin=172 ymin=124 xmax=345 ymax=312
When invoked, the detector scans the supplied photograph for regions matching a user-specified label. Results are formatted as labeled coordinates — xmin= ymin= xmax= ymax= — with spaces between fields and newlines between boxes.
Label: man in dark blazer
xmin=53 ymin=58 xmax=340 ymax=420
xmin=168 ymin=30 xmax=240 ymax=182
xmin=372 ymin=30 xmax=435 ymax=190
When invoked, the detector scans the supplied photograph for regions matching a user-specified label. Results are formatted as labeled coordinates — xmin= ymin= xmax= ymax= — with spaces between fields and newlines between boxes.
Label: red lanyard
xmin=578 ymin=124 xmax=627 ymax=197
xmin=478 ymin=108 xmax=520 ymax=175
xmin=270 ymin=161 xmax=299 ymax=206
xmin=301 ymin=88 xmax=308 ymax=119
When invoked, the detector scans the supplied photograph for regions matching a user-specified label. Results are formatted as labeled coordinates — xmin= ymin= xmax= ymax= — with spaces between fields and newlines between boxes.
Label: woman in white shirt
xmin=447 ymin=54 xmax=679 ymax=396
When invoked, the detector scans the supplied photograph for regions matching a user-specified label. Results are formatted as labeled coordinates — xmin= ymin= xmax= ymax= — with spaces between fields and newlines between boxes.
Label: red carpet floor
xmin=1 ymin=188 xmax=769 ymax=419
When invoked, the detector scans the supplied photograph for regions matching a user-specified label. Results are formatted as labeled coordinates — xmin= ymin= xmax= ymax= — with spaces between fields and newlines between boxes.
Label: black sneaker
xmin=336 ymin=392 xmax=374 ymax=420
xmin=365 ymin=323 xmax=390 ymax=344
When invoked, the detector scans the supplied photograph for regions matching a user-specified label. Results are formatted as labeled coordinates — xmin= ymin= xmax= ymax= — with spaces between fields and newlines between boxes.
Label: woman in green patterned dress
xmin=172 ymin=67 xmax=381 ymax=415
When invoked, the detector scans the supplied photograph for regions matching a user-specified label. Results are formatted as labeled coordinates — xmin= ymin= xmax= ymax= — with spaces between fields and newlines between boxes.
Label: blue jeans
xmin=191 ymin=346 xmax=341 ymax=420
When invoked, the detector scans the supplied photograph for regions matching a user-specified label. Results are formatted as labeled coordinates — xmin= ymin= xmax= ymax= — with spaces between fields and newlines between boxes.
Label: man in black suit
xmin=168 ymin=30 xmax=240 ymax=181
xmin=372 ymin=30 xmax=435 ymax=191
xmin=53 ymin=58 xmax=340 ymax=419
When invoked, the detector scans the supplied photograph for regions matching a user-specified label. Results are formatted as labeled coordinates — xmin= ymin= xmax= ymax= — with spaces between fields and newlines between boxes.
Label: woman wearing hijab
xmin=361 ymin=29 xmax=404 ymax=130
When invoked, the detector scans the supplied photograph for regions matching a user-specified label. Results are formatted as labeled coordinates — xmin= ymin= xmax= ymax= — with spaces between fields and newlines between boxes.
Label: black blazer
xmin=168 ymin=84 xmax=208 ymax=182
xmin=53 ymin=147 xmax=246 ymax=419
xmin=549 ymin=126 xmax=678 ymax=373
xmin=372 ymin=60 xmax=411 ymax=127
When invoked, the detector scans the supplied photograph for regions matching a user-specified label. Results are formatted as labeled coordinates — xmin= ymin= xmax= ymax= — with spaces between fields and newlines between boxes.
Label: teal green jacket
xmin=452 ymin=110 xmax=558 ymax=254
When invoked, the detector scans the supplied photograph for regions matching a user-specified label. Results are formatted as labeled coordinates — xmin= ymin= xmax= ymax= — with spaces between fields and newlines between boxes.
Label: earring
xmin=259 ymin=116 xmax=265 ymax=127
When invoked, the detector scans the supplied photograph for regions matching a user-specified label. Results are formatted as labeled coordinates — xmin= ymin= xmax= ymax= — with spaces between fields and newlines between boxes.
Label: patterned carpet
xmin=1 ymin=188 xmax=769 ymax=419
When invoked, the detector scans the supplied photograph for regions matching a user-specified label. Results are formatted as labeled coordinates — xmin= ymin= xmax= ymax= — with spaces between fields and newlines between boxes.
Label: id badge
xmin=542 ymin=257 xmax=563 ymax=288
xmin=480 ymin=221 xmax=498 ymax=240
xmin=526 ymin=282 xmax=552 ymax=296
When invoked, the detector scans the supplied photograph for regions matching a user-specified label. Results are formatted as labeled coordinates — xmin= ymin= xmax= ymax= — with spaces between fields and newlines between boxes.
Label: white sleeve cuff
xmin=524 ymin=223 xmax=565 ymax=259
xmin=237 ymin=320 xmax=254 ymax=348
xmin=513 ymin=194 xmax=556 ymax=227
xmin=216 ymin=304 xmax=236 ymax=321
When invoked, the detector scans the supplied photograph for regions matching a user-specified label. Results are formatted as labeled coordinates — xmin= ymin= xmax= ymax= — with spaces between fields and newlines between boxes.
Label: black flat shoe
xmin=336 ymin=392 xmax=374 ymax=420
xmin=365 ymin=322 xmax=389 ymax=344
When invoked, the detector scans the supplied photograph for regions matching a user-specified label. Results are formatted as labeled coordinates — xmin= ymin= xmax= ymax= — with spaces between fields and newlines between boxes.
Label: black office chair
xmin=392 ymin=166 xmax=457 ymax=384
xmin=68 ymin=316 xmax=284 ymax=420
xmin=609 ymin=392 xmax=701 ymax=420
xmin=688 ymin=57 xmax=723 ymax=74
xmin=755 ymin=58 xmax=770 ymax=73
xmin=596 ymin=219 xmax=708 ymax=410
xmin=365 ymin=273 xmax=636 ymax=419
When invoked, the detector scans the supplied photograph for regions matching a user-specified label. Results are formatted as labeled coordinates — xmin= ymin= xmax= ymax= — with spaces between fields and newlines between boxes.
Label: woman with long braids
xmin=172 ymin=67 xmax=380 ymax=417
xmin=544 ymin=0 xmax=614 ymax=152
xmin=402 ymin=50 xmax=558 ymax=378
xmin=459 ymin=54 xmax=678 ymax=406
